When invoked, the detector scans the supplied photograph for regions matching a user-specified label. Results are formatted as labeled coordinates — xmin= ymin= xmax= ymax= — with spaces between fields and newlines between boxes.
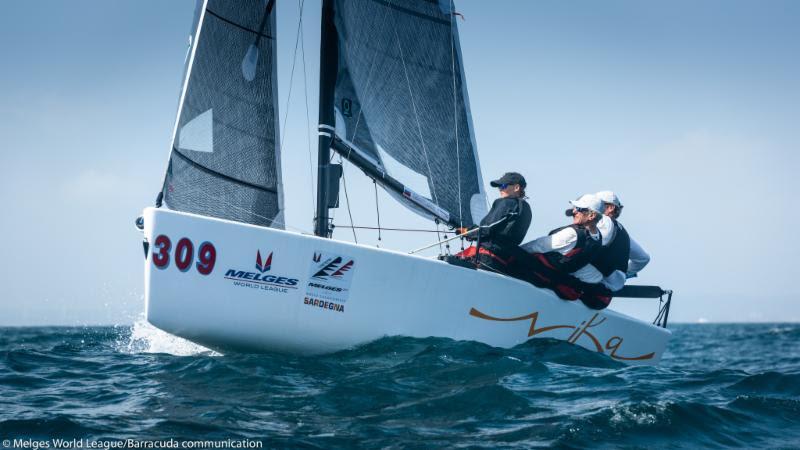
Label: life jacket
xmin=542 ymin=225 xmax=602 ymax=274
xmin=592 ymin=219 xmax=630 ymax=277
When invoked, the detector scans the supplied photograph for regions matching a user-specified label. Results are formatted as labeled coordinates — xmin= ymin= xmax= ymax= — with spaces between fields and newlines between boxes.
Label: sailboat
xmin=138 ymin=0 xmax=674 ymax=365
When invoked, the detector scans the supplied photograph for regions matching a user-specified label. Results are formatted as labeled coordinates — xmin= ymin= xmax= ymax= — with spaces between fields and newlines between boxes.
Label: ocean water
xmin=1 ymin=321 xmax=799 ymax=449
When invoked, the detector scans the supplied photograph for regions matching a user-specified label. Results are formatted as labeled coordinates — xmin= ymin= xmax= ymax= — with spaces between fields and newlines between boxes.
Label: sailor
xmin=593 ymin=191 xmax=650 ymax=290
xmin=513 ymin=194 xmax=610 ymax=306
xmin=459 ymin=172 xmax=532 ymax=272
xmin=521 ymin=193 xmax=604 ymax=283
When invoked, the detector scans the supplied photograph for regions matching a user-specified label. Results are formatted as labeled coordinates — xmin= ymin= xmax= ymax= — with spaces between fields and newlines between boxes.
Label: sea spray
xmin=115 ymin=314 xmax=217 ymax=356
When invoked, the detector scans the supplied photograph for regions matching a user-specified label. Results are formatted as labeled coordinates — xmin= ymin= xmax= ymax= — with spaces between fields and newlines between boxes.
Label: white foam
xmin=609 ymin=402 xmax=666 ymax=427
xmin=116 ymin=315 xmax=219 ymax=356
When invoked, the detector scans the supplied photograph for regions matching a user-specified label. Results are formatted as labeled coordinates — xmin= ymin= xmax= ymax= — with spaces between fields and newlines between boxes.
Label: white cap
xmin=595 ymin=190 xmax=623 ymax=207
xmin=569 ymin=194 xmax=604 ymax=214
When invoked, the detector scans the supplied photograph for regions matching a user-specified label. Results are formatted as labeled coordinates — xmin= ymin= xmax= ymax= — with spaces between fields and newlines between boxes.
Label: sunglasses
xmin=573 ymin=207 xmax=590 ymax=213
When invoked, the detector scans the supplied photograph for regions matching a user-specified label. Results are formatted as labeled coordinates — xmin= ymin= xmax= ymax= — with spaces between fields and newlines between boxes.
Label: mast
xmin=315 ymin=0 xmax=338 ymax=237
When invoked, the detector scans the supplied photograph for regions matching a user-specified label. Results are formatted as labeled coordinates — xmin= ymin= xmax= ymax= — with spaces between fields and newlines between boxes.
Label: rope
xmin=653 ymin=295 xmax=666 ymax=327
xmin=653 ymin=290 xmax=673 ymax=328
xmin=477 ymin=260 xmax=504 ymax=274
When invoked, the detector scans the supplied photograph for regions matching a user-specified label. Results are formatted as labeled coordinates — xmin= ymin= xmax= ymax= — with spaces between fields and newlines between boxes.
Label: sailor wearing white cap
xmin=594 ymin=191 xmax=650 ymax=291
xmin=520 ymin=194 xmax=605 ymax=284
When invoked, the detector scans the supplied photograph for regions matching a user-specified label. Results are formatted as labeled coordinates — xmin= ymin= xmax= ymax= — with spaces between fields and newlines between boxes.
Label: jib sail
xmin=330 ymin=0 xmax=488 ymax=228
xmin=160 ymin=0 xmax=284 ymax=228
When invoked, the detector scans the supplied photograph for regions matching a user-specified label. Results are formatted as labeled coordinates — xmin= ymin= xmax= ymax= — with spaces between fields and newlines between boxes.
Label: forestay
xmin=330 ymin=0 xmax=488 ymax=228
xmin=161 ymin=0 xmax=284 ymax=228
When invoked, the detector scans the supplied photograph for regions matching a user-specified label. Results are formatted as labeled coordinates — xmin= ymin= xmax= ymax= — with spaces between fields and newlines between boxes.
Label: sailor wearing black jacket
xmin=467 ymin=172 xmax=532 ymax=270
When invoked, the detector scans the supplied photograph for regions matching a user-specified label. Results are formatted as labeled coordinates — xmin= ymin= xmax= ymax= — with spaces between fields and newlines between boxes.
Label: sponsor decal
xmin=151 ymin=234 xmax=216 ymax=275
xmin=303 ymin=296 xmax=345 ymax=313
xmin=305 ymin=252 xmax=356 ymax=306
xmin=468 ymin=308 xmax=656 ymax=361
xmin=255 ymin=250 xmax=272 ymax=273
xmin=223 ymin=249 xmax=299 ymax=295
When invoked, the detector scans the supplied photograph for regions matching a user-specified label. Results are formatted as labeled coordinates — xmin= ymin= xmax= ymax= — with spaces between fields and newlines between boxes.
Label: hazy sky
xmin=1 ymin=0 xmax=798 ymax=325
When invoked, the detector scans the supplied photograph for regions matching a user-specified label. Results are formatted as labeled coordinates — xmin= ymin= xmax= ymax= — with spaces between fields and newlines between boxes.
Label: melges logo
xmin=256 ymin=250 xmax=272 ymax=273
xmin=311 ymin=254 xmax=354 ymax=280
xmin=305 ymin=252 xmax=356 ymax=307
xmin=224 ymin=249 xmax=299 ymax=293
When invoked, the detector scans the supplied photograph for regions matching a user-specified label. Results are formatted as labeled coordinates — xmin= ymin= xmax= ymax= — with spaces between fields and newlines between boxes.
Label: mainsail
xmin=329 ymin=0 xmax=488 ymax=228
xmin=160 ymin=0 xmax=284 ymax=228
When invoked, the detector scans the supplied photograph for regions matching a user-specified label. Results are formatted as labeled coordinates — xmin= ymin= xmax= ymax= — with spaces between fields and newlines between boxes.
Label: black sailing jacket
xmin=478 ymin=197 xmax=532 ymax=257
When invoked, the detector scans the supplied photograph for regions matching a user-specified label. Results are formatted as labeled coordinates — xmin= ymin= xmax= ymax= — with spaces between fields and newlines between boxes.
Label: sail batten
xmin=171 ymin=149 xmax=279 ymax=195
xmin=330 ymin=0 xmax=487 ymax=228
xmin=204 ymin=8 xmax=275 ymax=39
xmin=161 ymin=0 xmax=284 ymax=228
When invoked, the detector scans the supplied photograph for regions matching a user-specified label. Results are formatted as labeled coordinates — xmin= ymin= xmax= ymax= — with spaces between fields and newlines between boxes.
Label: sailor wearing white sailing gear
xmin=521 ymin=194 xmax=604 ymax=284
xmin=594 ymin=191 xmax=650 ymax=287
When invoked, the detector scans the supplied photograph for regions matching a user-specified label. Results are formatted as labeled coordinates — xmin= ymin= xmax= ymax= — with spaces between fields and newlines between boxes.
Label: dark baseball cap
xmin=490 ymin=172 xmax=526 ymax=188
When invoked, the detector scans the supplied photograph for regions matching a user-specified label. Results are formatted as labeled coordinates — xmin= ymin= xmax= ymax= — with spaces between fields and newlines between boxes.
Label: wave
xmin=2 ymin=324 xmax=800 ymax=447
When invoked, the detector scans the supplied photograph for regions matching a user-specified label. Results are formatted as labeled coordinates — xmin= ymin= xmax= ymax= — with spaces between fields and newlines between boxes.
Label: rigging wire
xmin=392 ymin=23 xmax=439 ymax=206
xmin=278 ymin=0 xmax=304 ymax=146
xmin=435 ymin=219 xmax=444 ymax=255
xmin=338 ymin=155 xmax=358 ymax=243
xmin=332 ymin=225 xmax=447 ymax=233
xmin=297 ymin=0 xmax=315 ymax=213
xmin=278 ymin=0 xmax=308 ymax=207
xmin=278 ymin=0 xmax=316 ymax=222
xmin=442 ymin=225 xmax=452 ymax=255
xmin=373 ymin=180 xmax=382 ymax=245
xmin=449 ymin=0 xmax=463 ymax=229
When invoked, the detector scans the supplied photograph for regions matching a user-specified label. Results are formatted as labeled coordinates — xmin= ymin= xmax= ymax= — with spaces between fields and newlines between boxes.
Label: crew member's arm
xmin=599 ymin=269 xmax=626 ymax=291
xmin=572 ymin=264 xmax=604 ymax=284
xmin=520 ymin=227 xmax=577 ymax=254
xmin=478 ymin=198 xmax=517 ymax=240
xmin=596 ymin=215 xmax=617 ymax=247
xmin=627 ymin=238 xmax=650 ymax=277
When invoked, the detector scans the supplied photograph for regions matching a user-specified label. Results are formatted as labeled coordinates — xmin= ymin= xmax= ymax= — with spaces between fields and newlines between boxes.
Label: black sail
xmin=162 ymin=0 xmax=284 ymax=228
xmin=330 ymin=0 xmax=487 ymax=228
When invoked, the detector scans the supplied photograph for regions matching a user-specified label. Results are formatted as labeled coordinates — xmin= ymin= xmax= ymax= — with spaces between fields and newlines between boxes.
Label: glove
xmin=458 ymin=227 xmax=478 ymax=241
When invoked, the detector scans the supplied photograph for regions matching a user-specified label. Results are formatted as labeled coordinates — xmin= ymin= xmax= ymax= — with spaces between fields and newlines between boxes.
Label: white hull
xmin=142 ymin=208 xmax=671 ymax=365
